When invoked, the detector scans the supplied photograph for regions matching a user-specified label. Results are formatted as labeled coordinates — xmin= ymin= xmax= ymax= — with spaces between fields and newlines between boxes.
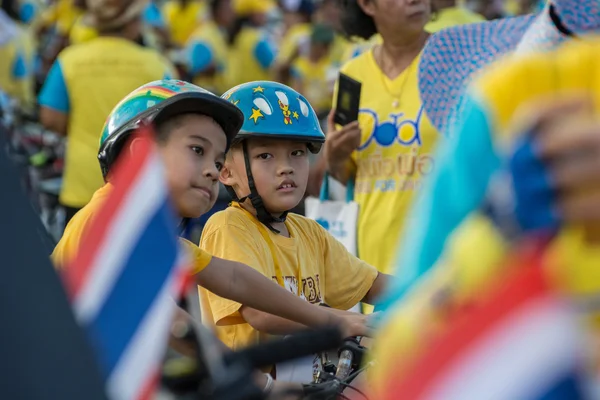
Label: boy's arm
xmin=362 ymin=272 xmax=392 ymax=305
xmin=239 ymin=306 xmax=305 ymax=335
xmin=197 ymin=256 xmax=369 ymax=338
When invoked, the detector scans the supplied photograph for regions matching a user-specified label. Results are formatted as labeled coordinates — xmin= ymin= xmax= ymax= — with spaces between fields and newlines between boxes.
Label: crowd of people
xmin=6 ymin=0 xmax=600 ymax=399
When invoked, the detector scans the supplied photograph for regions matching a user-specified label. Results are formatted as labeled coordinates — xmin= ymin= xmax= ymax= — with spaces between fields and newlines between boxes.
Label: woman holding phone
xmin=322 ymin=0 xmax=440 ymax=296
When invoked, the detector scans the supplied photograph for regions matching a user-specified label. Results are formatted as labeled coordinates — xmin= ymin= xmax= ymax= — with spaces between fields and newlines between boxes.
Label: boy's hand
xmin=338 ymin=312 xmax=372 ymax=338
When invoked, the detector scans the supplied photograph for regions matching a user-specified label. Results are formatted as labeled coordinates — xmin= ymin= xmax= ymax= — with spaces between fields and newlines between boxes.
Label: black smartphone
xmin=334 ymin=72 xmax=362 ymax=126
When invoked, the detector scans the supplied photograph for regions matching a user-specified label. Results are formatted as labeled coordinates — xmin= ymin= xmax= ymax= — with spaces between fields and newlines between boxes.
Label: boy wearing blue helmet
xmin=199 ymin=81 xmax=391 ymax=371
xmin=52 ymin=79 xmax=370 ymax=349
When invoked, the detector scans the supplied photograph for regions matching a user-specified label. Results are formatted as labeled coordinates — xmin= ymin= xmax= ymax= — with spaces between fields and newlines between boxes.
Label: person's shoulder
xmin=203 ymin=206 xmax=258 ymax=235
xmin=339 ymin=49 xmax=372 ymax=80
xmin=287 ymin=213 xmax=327 ymax=239
xmin=52 ymin=186 xmax=110 ymax=266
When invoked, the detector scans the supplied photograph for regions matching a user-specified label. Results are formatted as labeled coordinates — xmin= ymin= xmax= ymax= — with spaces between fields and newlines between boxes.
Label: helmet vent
xmin=253 ymin=98 xmax=272 ymax=115
xmin=298 ymin=98 xmax=309 ymax=117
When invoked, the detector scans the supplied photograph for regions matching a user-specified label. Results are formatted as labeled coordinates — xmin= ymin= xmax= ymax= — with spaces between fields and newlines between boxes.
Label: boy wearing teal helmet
xmin=51 ymin=80 xmax=370 ymax=374
xmin=199 ymin=81 xmax=391 ymax=378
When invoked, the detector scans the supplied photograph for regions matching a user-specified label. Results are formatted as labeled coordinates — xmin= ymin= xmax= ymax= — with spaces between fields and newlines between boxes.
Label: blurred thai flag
xmin=63 ymin=126 xmax=191 ymax=400
xmin=380 ymin=239 xmax=588 ymax=400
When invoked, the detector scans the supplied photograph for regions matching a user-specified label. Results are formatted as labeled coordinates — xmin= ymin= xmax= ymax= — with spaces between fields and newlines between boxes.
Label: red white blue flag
xmin=63 ymin=126 xmax=191 ymax=400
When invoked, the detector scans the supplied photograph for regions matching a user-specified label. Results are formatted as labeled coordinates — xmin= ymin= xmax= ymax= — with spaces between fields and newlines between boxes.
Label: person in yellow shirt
xmin=38 ymin=0 xmax=176 ymax=227
xmin=0 ymin=3 xmax=35 ymax=111
xmin=226 ymin=0 xmax=277 ymax=87
xmin=185 ymin=0 xmax=235 ymax=95
xmin=273 ymin=0 xmax=314 ymax=83
xmin=426 ymin=0 xmax=485 ymax=32
xmin=370 ymin=38 xmax=600 ymax=395
xmin=290 ymin=23 xmax=336 ymax=117
xmin=199 ymin=82 xmax=389 ymax=378
xmin=323 ymin=0 xmax=440 ymax=282
xmin=161 ymin=0 xmax=207 ymax=47
xmin=51 ymin=79 xmax=371 ymax=397
xmin=377 ymin=0 xmax=600 ymax=312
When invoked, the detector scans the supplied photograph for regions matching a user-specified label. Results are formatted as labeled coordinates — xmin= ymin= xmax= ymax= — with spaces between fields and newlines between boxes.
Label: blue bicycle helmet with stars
xmin=221 ymin=81 xmax=325 ymax=232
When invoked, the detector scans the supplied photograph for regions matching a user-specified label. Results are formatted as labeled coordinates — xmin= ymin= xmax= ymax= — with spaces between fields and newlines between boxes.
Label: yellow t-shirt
xmin=186 ymin=21 xmax=230 ymax=95
xmin=52 ymin=184 xmax=212 ymax=273
xmin=54 ymin=37 xmax=175 ymax=208
xmin=370 ymin=37 xmax=600 ymax=396
xmin=199 ymin=203 xmax=379 ymax=351
xmin=335 ymin=49 xmax=440 ymax=275
xmin=425 ymin=6 xmax=485 ymax=33
xmin=162 ymin=0 xmax=207 ymax=47
xmin=68 ymin=16 xmax=97 ymax=45
xmin=291 ymin=55 xmax=333 ymax=113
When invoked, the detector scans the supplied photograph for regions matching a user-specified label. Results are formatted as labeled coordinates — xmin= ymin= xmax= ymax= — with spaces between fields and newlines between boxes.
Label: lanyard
xmin=231 ymin=203 xmax=302 ymax=296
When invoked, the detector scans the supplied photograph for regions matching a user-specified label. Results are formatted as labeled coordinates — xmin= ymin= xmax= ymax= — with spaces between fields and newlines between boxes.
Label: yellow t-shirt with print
xmin=335 ymin=49 xmax=440 ymax=276
xmin=52 ymin=184 xmax=212 ymax=273
xmin=57 ymin=37 xmax=175 ymax=208
xmin=425 ymin=6 xmax=485 ymax=33
xmin=162 ymin=0 xmax=207 ymax=47
xmin=186 ymin=20 xmax=230 ymax=95
xmin=370 ymin=37 xmax=600 ymax=396
xmin=199 ymin=203 xmax=379 ymax=351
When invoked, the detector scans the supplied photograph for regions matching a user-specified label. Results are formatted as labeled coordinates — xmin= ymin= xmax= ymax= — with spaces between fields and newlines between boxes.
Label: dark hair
xmin=209 ymin=0 xmax=227 ymax=17
xmin=340 ymin=0 xmax=377 ymax=40
xmin=1 ymin=0 xmax=20 ymax=21
xmin=227 ymin=16 xmax=250 ymax=45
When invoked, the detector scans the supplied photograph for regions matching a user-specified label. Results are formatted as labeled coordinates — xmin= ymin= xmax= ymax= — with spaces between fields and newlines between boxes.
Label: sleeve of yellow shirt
xmin=199 ymin=215 xmax=269 ymax=324
xmin=179 ymin=238 xmax=212 ymax=275
xmin=317 ymin=223 xmax=378 ymax=309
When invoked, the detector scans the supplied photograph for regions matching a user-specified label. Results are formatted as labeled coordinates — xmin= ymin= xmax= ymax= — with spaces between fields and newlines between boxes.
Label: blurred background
xmin=0 ymin=0 xmax=546 ymax=245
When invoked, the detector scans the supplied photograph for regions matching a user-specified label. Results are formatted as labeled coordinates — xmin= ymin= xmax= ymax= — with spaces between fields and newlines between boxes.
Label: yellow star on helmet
xmin=249 ymin=107 xmax=264 ymax=124
xmin=253 ymin=86 xmax=265 ymax=93
xmin=232 ymin=99 xmax=240 ymax=106
xmin=292 ymin=111 xmax=299 ymax=120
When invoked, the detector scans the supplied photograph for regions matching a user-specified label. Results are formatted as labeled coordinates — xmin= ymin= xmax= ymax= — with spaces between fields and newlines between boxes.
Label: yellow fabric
xmin=68 ymin=16 xmax=97 ymax=44
xmin=232 ymin=0 xmax=275 ymax=17
xmin=38 ymin=0 xmax=82 ymax=35
xmin=180 ymin=238 xmax=213 ymax=275
xmin=334 ymin=49 xmax=440 ymax=276
xmin=228 ymin=27 xmax=272 ymax=87
xmin=187 ymin=21 xmax=230 ymax=95
xmin=52 ymin=184 xmax=113 ymax=268
xmin=199 ymin=203 xmax=378 ymax=351
xmin=162 ymin=0 xmax=207 ymax=47
xmin=339 ymin=34 xmax=381 ymax=65
xmin=425 ymin=6 xmax=485 ymax=33
xmin=291 ymin=55 xmax=332 ymax=113
xmin=52 ymin=184 xmax=212 ymax=273
xmin=370 ymin=37 xmax=600 ymax=395
xmin=57 ymin=37 xmax=175 ymax=208
xmin=68 ymin=17 xmax=163 ymax=50
xmin=0 ymin=25 xmax=35 ymax=110
xmin=278 ymin=22 xmax=311 ymax=64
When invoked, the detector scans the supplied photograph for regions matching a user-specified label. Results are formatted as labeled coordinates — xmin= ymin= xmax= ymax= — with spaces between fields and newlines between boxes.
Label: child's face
xmin=157 ymin=114 xmax=226 ymax=218
xmin=223 ymin=138 xmax=309 ymax=214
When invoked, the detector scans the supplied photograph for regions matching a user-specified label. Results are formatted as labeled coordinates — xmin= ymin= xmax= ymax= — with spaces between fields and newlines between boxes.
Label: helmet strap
xmin=242 ymin=141 xmax=288 ymax=233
